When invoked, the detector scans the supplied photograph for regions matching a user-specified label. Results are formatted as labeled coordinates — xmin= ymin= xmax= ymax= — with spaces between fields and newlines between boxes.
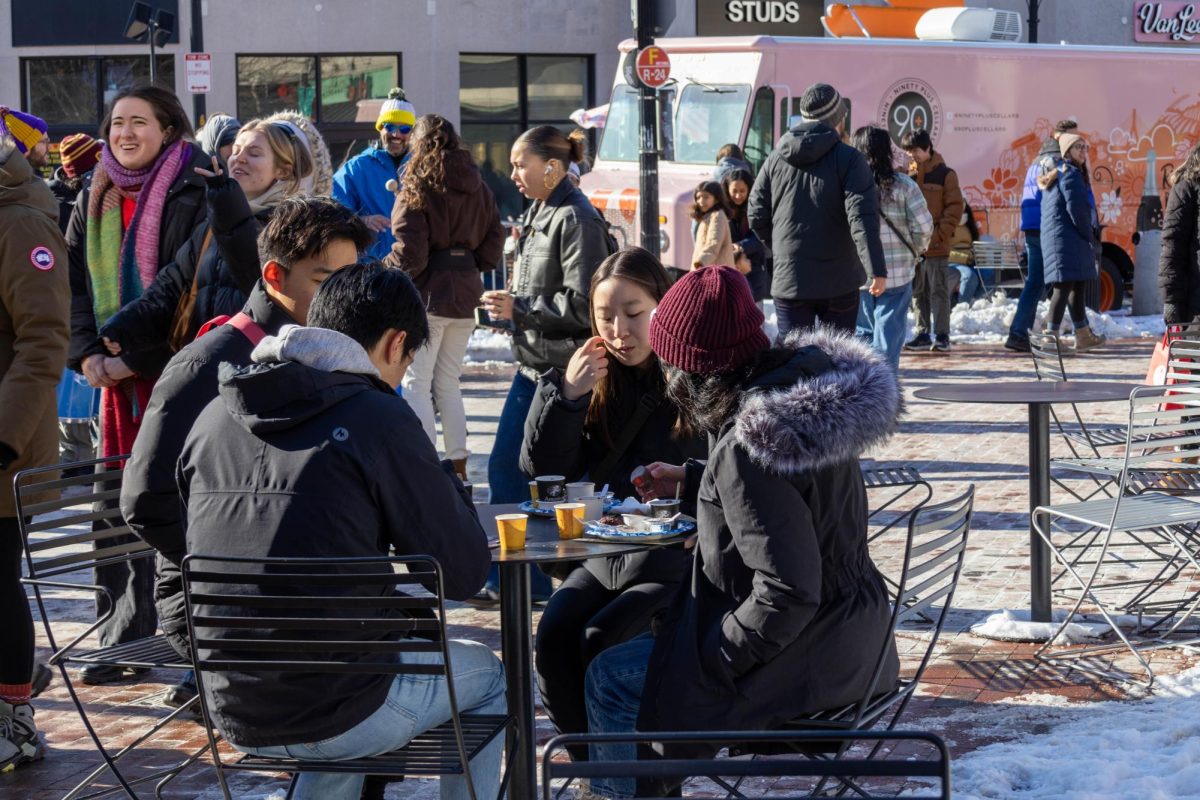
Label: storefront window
xmin=460 ymin=56 xmax=520 ymax=122
xmin=526 ymin=56 xmax=589 ymax=121
xmin=236 ymin=56 xmax=317 ymax=120
xmin=319 ymin=55 xmax=398 ymax=123
xmin=24 ymin=56 xmax=174 ymax=128
xmin=102 ymin=56 xmax=176 ymax=109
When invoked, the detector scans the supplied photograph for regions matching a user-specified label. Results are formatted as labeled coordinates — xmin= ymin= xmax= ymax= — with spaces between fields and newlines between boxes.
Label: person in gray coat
xmin=748 ymin=83 xmax=886 ymax=336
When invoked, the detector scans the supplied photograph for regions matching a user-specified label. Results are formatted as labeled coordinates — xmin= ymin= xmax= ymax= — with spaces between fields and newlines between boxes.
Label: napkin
xmin=609 ymin=496 xmax=651 ymax=515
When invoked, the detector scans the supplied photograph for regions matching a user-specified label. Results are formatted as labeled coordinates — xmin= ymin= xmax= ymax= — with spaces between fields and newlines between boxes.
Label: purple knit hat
xmin=649 ymin=266 xmax=770 ymax=375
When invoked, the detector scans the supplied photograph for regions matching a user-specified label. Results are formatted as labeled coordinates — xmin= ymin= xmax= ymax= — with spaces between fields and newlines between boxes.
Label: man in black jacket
xmin=113 ymin=197 xmax=372 ymax=697
xmin=748 ymin=82 xmax=886 ymax=337
xmin=178 ymin=264 xmax=502 ymax=800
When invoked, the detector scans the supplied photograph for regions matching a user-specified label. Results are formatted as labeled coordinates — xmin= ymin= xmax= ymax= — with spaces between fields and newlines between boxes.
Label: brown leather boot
xmin=1074 ymin=326 xmax=1106 ymax=353
xmin=451 ymin=458 xmax=469 ymax=481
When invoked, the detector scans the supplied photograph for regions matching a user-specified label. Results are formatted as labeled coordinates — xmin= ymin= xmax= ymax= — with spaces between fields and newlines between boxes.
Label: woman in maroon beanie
xmin=582 ymin=265 xmax=903 ymax=799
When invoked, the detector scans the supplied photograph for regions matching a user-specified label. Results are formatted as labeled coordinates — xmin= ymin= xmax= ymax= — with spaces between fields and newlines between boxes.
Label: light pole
xmin=124 ymin=2 xmax=174 ymax=84
xmin=1028 ymin=0 xmax=1041 ymax=43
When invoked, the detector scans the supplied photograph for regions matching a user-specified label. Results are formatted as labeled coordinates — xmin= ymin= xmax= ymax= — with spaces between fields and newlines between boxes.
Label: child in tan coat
xmin=690 ymin=180 xmax=735 ymax=270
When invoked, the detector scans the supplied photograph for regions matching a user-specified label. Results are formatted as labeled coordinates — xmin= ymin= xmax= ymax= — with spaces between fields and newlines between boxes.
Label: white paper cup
xmin=580 ymin=495 xmax=605 ymax=521
xmin=565 ymin=481 xmax=595 ymax=501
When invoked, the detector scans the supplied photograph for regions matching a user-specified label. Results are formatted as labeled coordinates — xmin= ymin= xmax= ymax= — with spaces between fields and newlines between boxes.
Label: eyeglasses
xmin=382 ymin=123 xmax=412 ymax=136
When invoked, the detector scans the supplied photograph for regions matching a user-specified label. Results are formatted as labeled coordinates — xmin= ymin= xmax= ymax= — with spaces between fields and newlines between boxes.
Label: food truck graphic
xmin=580 ymin=35 xmax=1200 ymax=310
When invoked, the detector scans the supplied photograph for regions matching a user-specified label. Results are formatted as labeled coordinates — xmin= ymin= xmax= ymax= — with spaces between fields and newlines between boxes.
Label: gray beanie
xmin=800 ymin=83 xmax=843 ymax=125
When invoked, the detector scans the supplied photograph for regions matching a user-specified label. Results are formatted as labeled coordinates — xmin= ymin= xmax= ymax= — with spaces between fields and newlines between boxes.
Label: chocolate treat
xmin=600 ymin=514 xmax=624 ymax=526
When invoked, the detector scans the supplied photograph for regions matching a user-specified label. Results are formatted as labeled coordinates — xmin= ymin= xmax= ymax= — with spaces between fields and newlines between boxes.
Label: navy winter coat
xmin=1039 ymin=162 xmax=1097 ymax=285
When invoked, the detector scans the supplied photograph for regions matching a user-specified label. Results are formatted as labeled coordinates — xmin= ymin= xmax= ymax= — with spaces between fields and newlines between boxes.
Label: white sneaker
xmin=0 ymin=700 xmax=44 ymax=772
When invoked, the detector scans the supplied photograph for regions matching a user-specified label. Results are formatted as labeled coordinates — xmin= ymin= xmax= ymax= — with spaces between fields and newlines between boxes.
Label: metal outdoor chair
xmin=861 ymin=464 xmax=933 ymax=545
xmin=1028 ymin=330 xmax=1128 ymax=454
xmin=541 ymin=730 xmax=951 ymax=800
xmin=181 ymin=554 xmax=517 ymax=800
xmin=1034 ymin=385 xmax=1200 ymax=688
xmin=15 ymin=455 xmax=206 ymax=800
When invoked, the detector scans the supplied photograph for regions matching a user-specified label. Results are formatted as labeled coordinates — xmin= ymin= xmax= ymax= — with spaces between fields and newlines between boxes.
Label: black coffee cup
xmin=535 ymin=475 xmax=567 ymax=505
xmin=648 ymin=498 xmax=680 ymax=519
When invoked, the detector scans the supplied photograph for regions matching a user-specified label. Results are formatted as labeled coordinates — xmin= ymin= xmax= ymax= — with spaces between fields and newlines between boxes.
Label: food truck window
xmin=745 ymin=86 xmax=775 ymax=175
xmin=598 ymin=84 xmax=639 ymax=162
xmin=675 ymin=83 xmax=751 ymax=165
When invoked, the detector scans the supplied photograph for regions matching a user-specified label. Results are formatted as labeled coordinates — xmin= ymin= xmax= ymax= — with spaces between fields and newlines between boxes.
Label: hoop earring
xmin=543 ymin=169 xmax=561 ymax=190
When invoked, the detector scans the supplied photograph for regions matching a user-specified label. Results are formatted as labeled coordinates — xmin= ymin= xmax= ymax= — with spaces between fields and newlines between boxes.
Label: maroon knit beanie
xmin=649 ymin=265 xmax=769 ymax=375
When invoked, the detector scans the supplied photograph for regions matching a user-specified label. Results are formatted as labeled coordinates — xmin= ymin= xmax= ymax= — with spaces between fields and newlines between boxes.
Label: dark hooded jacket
xmin=1159 ymin=174 xmax=1200 ymax=324
xmin=177 ymin=325 xmax=489 ymax=748
xmin=1039 ymin=161 xmax=1097 ymax=285
xmin=66 ymin=146 xmax=210 ymax=377
xmin=636 ymin=328 xmax=901 ymax=742
xmin=521 ymin=364 xmax=706 ymax=589
xmin=386 ymin=148 xmax=505 ymax=318
xmin=46 ymin=166 xmax=85 ymax=236
xmin=511 ymin=178 xmax=615 ymax=379
xmin=97 ymin=173 xmax=264 ymax=356
xmin=747 ymin=121 xmax=885 ymax=301
xmin=120 ymin=282 xmax=295 ymax=655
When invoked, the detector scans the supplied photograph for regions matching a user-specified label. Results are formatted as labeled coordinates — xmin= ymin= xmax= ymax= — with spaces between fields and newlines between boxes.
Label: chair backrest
xmin=1028 ymin=331 xmax=1067 ymax=383
xmin=1165 ymin=338 xmax=1200 ymax=388
xmin=1117 ymin=386 xmax=1200 ymax=490
xmin=541 ymin=730 xmax=951 ymax=800
xmin=13 ymin=455 xmax=151 ymax=580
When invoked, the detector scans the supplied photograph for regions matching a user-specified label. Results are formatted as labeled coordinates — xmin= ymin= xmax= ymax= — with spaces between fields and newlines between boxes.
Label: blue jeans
xmin=953 ymin=265 xmax=983 ymax=304
xmin=236 ymin=640 xmax=507 ymax=800
xmin=1009 ymin=232 xmax=1044 ymax=340
xmin=856 ymin=284 xmax=913 ymax=372
xmin=584 ymin=635 xmax=656 ymax=800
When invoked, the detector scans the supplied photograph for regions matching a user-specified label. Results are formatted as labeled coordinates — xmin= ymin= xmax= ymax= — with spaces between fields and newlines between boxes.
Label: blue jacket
xmin=331 ymin=145 xmax=410 ymax=260
xmin=1040 ymin=162 xmax=1097 ymax=285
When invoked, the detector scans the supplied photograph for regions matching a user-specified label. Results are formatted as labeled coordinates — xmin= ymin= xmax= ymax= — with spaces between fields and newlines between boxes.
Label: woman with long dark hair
xmin=690 ymin=179 xmax=734 ymax=271
xmin=1160 ymin=142 xmax=1200 ymax=326
xmin=850 ymin=125 xmax=932 ymax=369
xmin=386 ymin=114 xmax=503 ymax=477
xmin=521 ymin=248 xmax=703 ymax=759
xmin=721 ymin=168 xmax=769 ymax=302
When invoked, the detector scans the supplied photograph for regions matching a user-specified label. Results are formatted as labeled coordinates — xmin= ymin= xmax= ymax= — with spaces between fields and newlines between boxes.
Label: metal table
xmin=913 ymin=380 xmax=1141 ymax=622
xmin=479 ymin=502 xmax=656 ymax=800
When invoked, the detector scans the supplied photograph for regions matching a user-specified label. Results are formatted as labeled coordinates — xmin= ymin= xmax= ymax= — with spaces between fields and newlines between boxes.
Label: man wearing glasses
xmin=332 ymin=87 xmax=416 ymax=260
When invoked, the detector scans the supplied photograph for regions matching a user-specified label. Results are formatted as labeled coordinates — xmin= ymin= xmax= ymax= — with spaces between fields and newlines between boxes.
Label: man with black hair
xmin=116 ymin=196 xmax=373 ymax=700
xmin=177 ymin=263 xmax=502 ymax=800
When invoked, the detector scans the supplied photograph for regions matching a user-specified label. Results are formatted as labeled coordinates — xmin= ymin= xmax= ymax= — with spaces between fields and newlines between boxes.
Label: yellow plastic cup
xmin=554 ymin=503 xmax=585 ymax=540
xmin=528 ymin=480 xmax=539 ymax=504
xmin=495 ymin=513 xmax=528 ymax=550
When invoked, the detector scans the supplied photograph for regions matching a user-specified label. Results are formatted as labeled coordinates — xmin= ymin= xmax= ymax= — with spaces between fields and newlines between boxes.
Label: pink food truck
xmin=580 ymin=35 xmax=1200 ymax=310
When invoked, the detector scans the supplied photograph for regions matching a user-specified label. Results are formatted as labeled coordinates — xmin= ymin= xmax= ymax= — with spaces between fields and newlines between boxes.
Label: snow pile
xmin=970 ymin=608 xmax=1112 ymax=644
xmin=464 ymin=328 xmax=515 ymax=365
xmin=945 ymin=662 xmax=1200 ymax=799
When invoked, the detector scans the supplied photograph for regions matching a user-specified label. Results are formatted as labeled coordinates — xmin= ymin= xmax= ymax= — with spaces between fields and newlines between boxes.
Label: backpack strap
xmin=195 ymin=312 xmax=267 ymax=345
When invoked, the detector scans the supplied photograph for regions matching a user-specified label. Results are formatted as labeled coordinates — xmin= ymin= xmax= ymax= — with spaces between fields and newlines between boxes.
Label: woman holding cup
xmin=520 ymin=248 xmax=704 ymax=758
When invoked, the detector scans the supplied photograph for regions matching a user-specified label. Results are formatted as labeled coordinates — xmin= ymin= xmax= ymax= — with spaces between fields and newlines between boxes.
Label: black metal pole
xmin=1028 ymin=0 xmax=1040 ymax=44
xmin=499 ymin=563 xmax=534 ymax=800
xmin=1029 ymin=403 xmax=1052 ymax=622
xmin=190 ymin=0 xmax=206 ymax=126
xmin=148 ymin=19 xmax=158 ymax=83
xmin=635 ymin=0 xmax=660 ymax=257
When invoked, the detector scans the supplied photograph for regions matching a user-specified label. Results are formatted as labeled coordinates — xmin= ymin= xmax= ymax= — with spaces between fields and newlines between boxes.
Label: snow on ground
xmin=970 ymin=608 xmax=1112 ymax=644
xmin=927 ymin=662 xmax=1200 ymax=799
xmin=463 ymin=296 xmax=1165 ymax=364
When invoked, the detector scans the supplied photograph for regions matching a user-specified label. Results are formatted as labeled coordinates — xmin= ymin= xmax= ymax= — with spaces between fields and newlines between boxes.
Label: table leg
xmin=1029 ymin=403 xmax=1052 ymax=623
xmin=499 ymin=561 xmax=535 ymax=799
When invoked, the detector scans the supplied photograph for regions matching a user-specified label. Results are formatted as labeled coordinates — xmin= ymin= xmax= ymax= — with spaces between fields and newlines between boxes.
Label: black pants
xmin=534 ymin=567 xmax=677 ymax=760
xmin=774 ymin=289 xmax=860 ymax=338
xmin=1048 ymin=280 xmax=1089 ymax=329
xmin=93 ymin=468 xmax=157 ymax=647
xmin=1 ymin=517 xmax=34 ymax=689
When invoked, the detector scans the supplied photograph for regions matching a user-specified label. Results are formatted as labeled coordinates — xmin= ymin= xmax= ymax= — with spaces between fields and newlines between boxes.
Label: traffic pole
xmin=191 ymin=0 xmax=207 ymax=126
xmin=634 ymin=0 xmax=660 ymax=257
xmin=1027 ymin=0 xmax=1039 ymax=43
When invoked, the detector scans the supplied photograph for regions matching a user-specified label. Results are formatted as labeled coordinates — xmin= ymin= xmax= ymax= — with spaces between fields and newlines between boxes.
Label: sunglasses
xmin=382 ymin=123 xmax=412 ymax=136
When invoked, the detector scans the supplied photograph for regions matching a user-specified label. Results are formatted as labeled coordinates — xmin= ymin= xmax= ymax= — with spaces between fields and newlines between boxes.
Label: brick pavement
xmin=5 ymin=338 xmax=1192 ymax=799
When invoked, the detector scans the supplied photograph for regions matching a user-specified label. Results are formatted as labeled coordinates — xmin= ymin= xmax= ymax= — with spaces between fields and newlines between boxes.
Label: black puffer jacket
xmin=66 ymin=146 xmax=210 ymax=377
xmin=637 ymin=328 xmax=901 ymax=744
xmin=511 ymin=179 xmax=615 ymax=379
xmin=521 ymin=364 xmax=706 ymax=589
xmin=98 ymin=174 xmax=263 ymax=355
xmin=1159 ymin=176 xmax=1200 ymax=324
xmin=178 ymin=325 xmax=489 ymax=748
xmin=748 ymin=121 xmax=885 ymax=301
xmin=46 ymin=167 xmax=84 ymax=236
xmin=121 ymin=283 xmax=296 ymax=655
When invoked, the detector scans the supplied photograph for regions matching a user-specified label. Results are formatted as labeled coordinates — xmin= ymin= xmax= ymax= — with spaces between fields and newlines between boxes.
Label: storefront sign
xmin=185 ymin=53 xmax=212 ymax=94
xmin=696 ymin=0 xmax=824 ymax=37
xmin=1134 ymin=2 xmax=1200 ymax=42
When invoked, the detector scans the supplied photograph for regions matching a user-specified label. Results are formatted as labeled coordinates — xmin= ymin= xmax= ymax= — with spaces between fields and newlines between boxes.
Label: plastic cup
xmin=566 ymin=481 xmax=595 ymax=501
xmin=554 ymin=503 xmax=585 ymax=540
xmin=495 ymin=514 xmax=528 ymax=550
xmin=528 ymin=480 xmax=539 ymax=503
xmin=535 ymin=475 xmax=567 ymax=506
xmin=580 ymin=495 xmax=605 ymax=521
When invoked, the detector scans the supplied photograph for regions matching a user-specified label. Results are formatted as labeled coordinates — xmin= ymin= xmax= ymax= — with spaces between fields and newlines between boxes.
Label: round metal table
xmin=913 ymin=380 xmax=1141 ymax=623
xmin=479 ymin=502 xmax=659 ymax=799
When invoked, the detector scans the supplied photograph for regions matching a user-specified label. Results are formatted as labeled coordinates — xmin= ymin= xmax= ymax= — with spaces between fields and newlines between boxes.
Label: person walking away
xmin=902 ymin=128 xmax=964 ymax=354
xmin=1159 ymin=142 xmax=1200 ymax=327
xmin=521 ymin=248 xmax=705 ymax=760
xmin=64 ymin=84 xmax=211 ymax=683
xmin=195 ymin=113 xmax=240 ymax=168
xmin=748 ymin=82 xmax=885 ymax=336
xmin=386 ymin=114 xmax=504 ymax=478
xmin=582 ymin=267 xmax=901 ymax=799
xmin=722 ymin=168 xmax=769 ymax=303
xmin=1039 ymin=133 xmax=1105 ymax=352
xmin=178 ymin=263 xmax=504 ymax=800
xmin=690 ymin=180 xmax=735 ymax=270
xmin=851 ymin=125 xmax=932 ymax=371
xmin=332 ymin=88 xmax=416 ymax=260
xmin=0 ymin=129 xmax=70 ymax=771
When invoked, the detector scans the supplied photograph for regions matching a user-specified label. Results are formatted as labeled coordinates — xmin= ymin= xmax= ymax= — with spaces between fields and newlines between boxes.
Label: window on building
xmin=23 ymin=55 xmax=175 ymax=129
xmin=236 ymin=56 xmax=317 ymax=119
xmin=459 ymin=54 xmax=592 ymax=224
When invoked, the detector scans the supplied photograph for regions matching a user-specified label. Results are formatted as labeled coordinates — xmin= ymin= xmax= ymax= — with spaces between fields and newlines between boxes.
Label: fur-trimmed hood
xmin=735 ymin=327 xmax=903 ymax=473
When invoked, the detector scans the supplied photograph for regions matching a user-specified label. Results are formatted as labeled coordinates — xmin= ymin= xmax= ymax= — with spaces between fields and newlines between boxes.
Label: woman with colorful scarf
xmin=64 ymin=84 xmax=209 ymax=681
